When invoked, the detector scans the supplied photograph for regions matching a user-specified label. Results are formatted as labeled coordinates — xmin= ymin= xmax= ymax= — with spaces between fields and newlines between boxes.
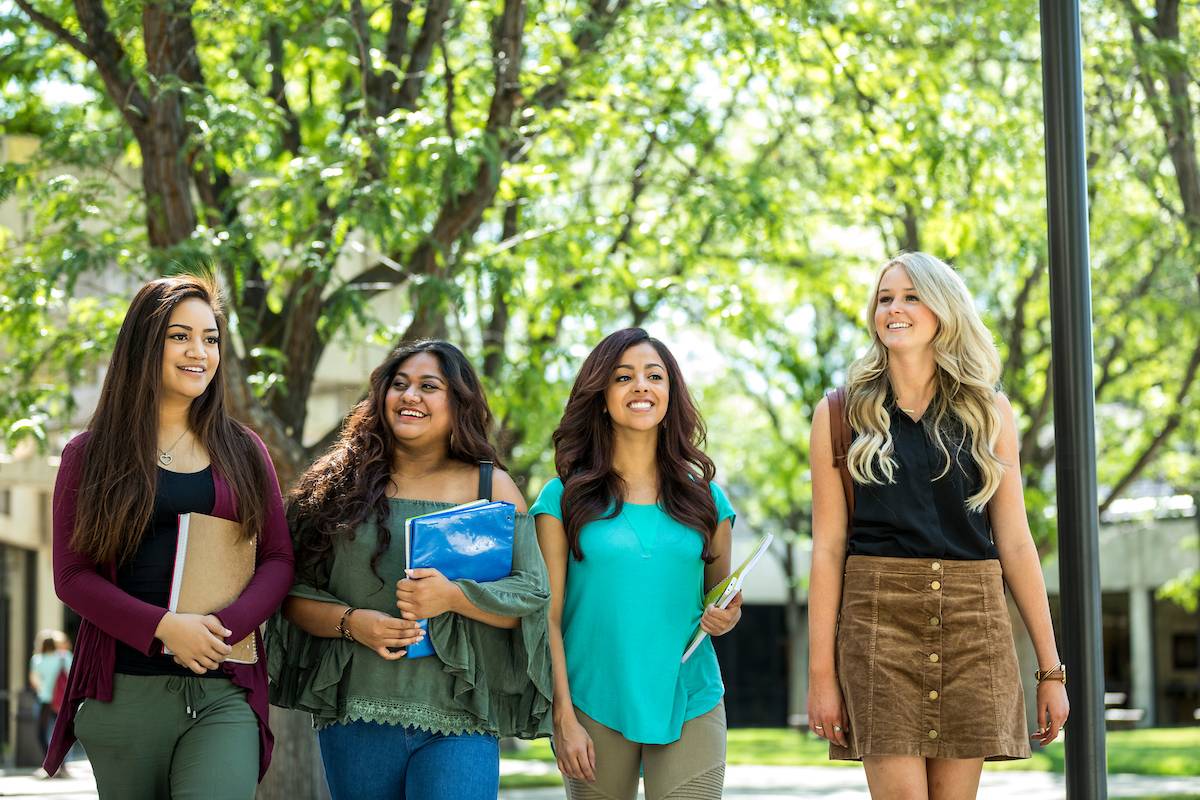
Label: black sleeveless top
xmin=849 ymin=406 xmax=998 ymax=560
xmin=114 ymin=466 xmax=224 ymax=677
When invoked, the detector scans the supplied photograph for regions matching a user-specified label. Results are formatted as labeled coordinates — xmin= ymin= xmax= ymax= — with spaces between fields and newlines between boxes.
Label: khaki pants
xmin=565 ymin=702 xmax=726 ymax=800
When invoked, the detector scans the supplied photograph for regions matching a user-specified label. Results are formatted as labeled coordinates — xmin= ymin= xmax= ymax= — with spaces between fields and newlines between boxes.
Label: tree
xmin=3 ymin=0 xmax=1197 ymax=769
xmin=0 ymin=0 xmax=815 ymax=791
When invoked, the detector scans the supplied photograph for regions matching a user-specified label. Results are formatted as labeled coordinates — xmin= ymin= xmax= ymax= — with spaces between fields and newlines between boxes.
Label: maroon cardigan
xmin=44 ymin=430 xmax=294 ymax=780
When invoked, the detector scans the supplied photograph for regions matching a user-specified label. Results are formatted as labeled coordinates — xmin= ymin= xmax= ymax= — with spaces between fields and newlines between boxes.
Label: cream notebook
xmin=166 ymin=512 xmax=258 ymax=664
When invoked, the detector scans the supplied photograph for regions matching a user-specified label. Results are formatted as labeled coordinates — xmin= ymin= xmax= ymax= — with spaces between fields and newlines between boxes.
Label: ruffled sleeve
xmin=265 ymin=581 xmax=353 ymax=727
xmin=427 ymin=513 xmax=553 ymax=738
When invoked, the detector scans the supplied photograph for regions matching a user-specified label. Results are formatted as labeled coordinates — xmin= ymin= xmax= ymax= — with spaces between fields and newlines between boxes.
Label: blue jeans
xmin=318 ymin=719 xmax=499 ymax=800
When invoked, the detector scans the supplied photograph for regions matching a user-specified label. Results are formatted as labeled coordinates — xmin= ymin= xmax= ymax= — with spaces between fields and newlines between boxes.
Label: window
xmin=1173 ymin=633 xmax=1198 ymax=671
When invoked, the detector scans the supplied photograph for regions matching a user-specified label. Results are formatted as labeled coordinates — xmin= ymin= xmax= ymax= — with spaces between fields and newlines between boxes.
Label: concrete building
xmin=1042 ymin=511 xmax=1200 ymax=726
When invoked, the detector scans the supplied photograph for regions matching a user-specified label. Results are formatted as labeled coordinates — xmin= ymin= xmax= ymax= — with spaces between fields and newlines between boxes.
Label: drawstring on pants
xmin=166 ymin=676 xmax=208 ymax=719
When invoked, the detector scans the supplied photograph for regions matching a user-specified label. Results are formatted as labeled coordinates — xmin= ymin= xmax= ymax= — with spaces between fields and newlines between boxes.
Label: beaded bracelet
xmin=336 ymin=606 xmax=358 ymax=642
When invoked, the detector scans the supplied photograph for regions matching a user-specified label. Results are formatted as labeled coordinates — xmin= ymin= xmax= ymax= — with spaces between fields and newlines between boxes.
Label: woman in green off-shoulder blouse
xmin=267 ymin=340 xmax=552 ymax=800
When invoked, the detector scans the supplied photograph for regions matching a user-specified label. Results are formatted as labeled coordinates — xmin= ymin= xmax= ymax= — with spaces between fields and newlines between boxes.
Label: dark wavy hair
xmin=73 ymin=274 xmax=268 ymax=565
xmin=288 ymin=340 xmax=504 ymax=583
xmin=553 ymin=328 xmax=717 ymax=562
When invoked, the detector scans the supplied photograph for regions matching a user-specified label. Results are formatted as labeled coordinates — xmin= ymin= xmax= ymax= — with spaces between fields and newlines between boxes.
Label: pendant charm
xmin=158 ymin=452 xmax=173 ymax=466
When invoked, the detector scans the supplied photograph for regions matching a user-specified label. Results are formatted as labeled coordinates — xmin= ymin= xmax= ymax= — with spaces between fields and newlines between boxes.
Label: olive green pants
xmin=75 ymin=673 xmax=259 ymax=800
xmin=565 ymin=702 xmax=726 ymax=800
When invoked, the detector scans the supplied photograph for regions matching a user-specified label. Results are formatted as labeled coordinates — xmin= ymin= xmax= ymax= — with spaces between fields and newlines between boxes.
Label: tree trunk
xmin=140 ymin=0 xmax=198 ymax=248
xmin=137 ymin=121 xmax=197 ymax=248
xmin=256 ymin=709 xmax=330 ymax=800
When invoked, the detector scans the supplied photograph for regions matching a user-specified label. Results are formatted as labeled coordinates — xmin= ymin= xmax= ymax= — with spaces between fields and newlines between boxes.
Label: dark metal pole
xmin=1039 ymin=2 xmax=1107 ymax=798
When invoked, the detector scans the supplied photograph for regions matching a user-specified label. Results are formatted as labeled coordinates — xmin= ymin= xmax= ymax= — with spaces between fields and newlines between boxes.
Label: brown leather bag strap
xmin=825 ymin=387 xmax=854 ymax=529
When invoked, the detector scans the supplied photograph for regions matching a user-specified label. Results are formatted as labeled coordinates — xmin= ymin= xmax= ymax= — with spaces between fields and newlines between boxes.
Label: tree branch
xmin=395 ymin=0 xmax=450 ymax=111
xmin=348 ymin=0 xmax=376 ymax=116
xmin=1100 ymin=327 xmax=1200 ymax=511
xmin=483 ymin=199 xmax=519 ymax=383
xmin=1019 ymin=369 xmax=1053 ymax=473
xmin=385 ymin=0 xmax=413 ymax=69
xmin=267 ymin=22 xmax=302 ymax=154
xmin=346 ymin=0 xmax=631 ymax=343
xmin=266 ymin=264 xmax=331 ymax=438
xmin=1127 ymin=1 xmax=1200 ymax=228
xmin=13 ymin=0 xmax=92 ymax=59
xmin=608 ymin=134 xmax=656 ymax=256
xmin=527 ymin=0 xmax=632 ymax=111
xmin=222 ymin=347 xmax=308 ymax=485
xmin=1000 ymin=257 xmax=1045 ymax=391
xmin=396 ymin=0 xmax=526 ymax=342
xmin=77 ymin=0 xmax=147 ymax=115
xmin=440 ymin=26 xmax=458 ymax=144
xmin=1094 ymin=247 xmax=1167 ymax=399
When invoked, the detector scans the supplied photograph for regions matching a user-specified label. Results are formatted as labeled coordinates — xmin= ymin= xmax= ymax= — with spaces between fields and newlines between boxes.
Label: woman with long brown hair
xmin=46 ymin=274 xmax=294 ymax=798
xmin=268 ymin=340 xmax=552 ymax=800
xmin=531 ymin=327 xmax=741 ymax=799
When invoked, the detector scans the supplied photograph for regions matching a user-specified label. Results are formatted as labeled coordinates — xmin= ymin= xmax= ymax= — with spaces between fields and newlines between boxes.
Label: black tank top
xmin=114 ymin=466 xmax=226 ymax=677
xmin=849 ymin=406 xmax=998 ymax=560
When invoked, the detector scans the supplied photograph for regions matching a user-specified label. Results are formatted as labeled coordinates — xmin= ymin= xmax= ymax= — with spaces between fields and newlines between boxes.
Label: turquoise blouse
xmin=531 ymin=478 xmax=735 ymax=744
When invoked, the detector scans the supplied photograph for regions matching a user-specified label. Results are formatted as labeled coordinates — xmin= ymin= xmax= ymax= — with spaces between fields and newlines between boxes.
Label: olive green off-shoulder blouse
xmin=267 ymin=499 xmax=553 ymax=738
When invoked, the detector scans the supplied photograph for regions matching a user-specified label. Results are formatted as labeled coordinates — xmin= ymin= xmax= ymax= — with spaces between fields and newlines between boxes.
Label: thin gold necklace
xmin=896 ymin=391 xmax=933 ymax=415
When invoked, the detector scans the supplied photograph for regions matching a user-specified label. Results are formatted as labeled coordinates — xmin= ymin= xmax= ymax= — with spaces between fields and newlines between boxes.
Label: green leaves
xmin=1 ymin=0 xmax=1197 ymax=573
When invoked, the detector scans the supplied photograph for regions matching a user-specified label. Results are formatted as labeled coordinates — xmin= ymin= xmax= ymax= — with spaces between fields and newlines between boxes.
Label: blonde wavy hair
xmin=844 ymin=252 xmax=1005 ymax=511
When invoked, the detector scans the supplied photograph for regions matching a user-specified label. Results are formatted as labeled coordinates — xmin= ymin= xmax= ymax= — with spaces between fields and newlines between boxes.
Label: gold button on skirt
xmin=830 ymin=555 xmax=1031 ymax=761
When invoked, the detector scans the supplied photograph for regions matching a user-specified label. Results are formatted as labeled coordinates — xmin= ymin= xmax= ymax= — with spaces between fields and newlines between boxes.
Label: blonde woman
xmin=807 ymin=252 xmax=1069 ymax=799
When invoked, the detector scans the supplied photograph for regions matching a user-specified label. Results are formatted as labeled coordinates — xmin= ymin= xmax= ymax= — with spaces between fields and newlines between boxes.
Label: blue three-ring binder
xmin=403 ymin=500 xmax=515 ymax=658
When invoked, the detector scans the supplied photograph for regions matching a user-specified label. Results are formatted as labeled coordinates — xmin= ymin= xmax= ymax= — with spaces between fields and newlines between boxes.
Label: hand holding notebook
xmin=681 ymin=531 xmax=773 ymax=663
xmin=396 ymin=567 xmax=464 ymax=619
xmin=403 ymin=499 xmax=516 ymax=658
xmin=166 ymin=512 xmax=258 ymax=664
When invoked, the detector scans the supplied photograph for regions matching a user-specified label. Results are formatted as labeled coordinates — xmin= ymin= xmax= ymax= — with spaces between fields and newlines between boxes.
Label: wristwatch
xmin=1034 ymin=663 xmax=1066 ymax=684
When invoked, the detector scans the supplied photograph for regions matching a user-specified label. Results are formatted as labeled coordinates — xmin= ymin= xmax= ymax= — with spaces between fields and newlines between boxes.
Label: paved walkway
xmin=499 ymin=761 xmax=1200 ymax=799
xmin=0 ymin=759 xmax=1196 ymax=798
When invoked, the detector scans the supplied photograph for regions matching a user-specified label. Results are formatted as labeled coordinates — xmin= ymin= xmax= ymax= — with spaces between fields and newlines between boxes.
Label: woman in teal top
xmin=268 ymin=340 xmax=552 ymax=800
xmin=532 ymin=327 xmax=742 ymax=800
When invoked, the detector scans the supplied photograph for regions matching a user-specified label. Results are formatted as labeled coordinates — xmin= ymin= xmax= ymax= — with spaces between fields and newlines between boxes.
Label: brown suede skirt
xmin=831 ymin=555 xmax=1031 ymax=761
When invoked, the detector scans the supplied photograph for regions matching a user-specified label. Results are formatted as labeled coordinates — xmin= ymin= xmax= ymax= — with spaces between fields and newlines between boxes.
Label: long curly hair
xmin=845 ymin=252 xmax=1005 ymax=511
xmin=73 ymin=274 xmax=267 ymax=565
xmin=552 ymin=328 xmax=718 ymax=562
xmin=288 ymin=340 xmax=503 ymax=583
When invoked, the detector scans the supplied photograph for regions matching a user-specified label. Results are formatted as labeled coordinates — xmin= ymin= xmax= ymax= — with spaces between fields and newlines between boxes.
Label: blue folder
xmin=404 ymin=499 xmax=515 ymax=658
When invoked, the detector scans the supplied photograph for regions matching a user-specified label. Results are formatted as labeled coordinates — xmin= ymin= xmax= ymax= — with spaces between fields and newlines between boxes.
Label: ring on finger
xmin=832 ymin=724 xmax=843 ymax=733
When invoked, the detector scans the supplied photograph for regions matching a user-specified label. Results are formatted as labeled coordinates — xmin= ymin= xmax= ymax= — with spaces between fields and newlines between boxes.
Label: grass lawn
xmin=499 ymin=773 xmax=563 ymax=789
xmin=505 ymin=726 xmax=1200 ymax=777
xmin=986 ymin=727 xmax=1200 ymax=776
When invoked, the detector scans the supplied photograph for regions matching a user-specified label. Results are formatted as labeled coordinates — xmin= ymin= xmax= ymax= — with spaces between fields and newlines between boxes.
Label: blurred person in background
xmin=28 ymin=630 xmax=73 ymax=777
